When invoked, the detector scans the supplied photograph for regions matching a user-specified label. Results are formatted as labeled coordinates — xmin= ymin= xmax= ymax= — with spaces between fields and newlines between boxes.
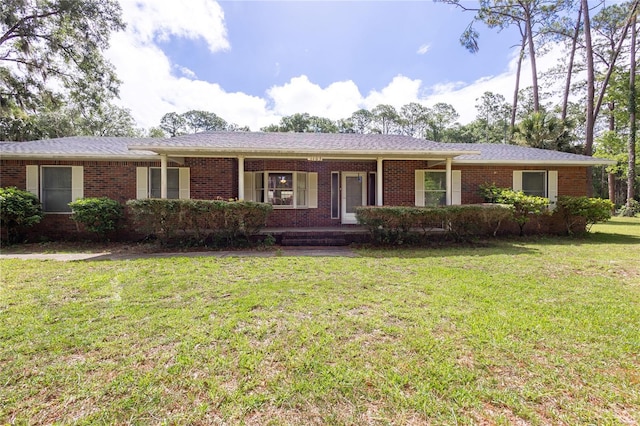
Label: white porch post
xmin=160 ymin=154 xmax=168 ymax=199
xmin=445 ymin=157 xmax=452 ymax=205
xmin=376 ymin=157 xmax=383 ymax=206
xmin=238 ymin=156 xmax=245 ymax=200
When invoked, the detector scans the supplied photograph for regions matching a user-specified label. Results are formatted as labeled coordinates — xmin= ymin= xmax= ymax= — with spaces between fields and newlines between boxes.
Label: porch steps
xmin=261 ymin=227 xmax=370 ymax=247
xmin=280 ymin=233 xmax=348 ymax=246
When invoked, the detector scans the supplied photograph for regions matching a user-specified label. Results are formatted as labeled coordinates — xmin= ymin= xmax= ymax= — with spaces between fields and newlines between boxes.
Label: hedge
xmin=355 ymin=205 xmax=514 ymax=243
xmin=69 ymin=197 xmax=124 ymax=239
xmin=555 ymin=196 xmax=614 ymax=234
xmin=126 ymin=199 xmax=273 ymax=245
xmin=0 ymin=187 xmax=44 ymax=243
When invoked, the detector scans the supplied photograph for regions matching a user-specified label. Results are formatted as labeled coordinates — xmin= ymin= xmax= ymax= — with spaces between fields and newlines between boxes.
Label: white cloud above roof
xmin=106 ymin=0 xmax=568 ymax=132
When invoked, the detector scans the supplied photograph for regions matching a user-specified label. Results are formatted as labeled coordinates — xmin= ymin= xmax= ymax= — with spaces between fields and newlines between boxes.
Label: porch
xmin=259 ymin=226 xmax=370 ymax=246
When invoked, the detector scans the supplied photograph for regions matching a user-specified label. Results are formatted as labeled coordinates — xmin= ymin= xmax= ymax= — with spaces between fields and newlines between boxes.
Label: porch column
xmin=238 ymin=156 xmax=245 ymax=200
xmin=376 ymin=157 xmax=383 ymax=206
xmin=160 ymin=154 xmax=168 ymax=199
xmin=445 ymin=157 xmax=452 ymax=205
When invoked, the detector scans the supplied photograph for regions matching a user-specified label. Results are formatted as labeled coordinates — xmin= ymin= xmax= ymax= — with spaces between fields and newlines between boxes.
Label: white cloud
xmin=106 ymin=0 xmax=568 ymax=132
xmin=118 ymin=0 xmax=229 ymax=52
xmin=417 ymin=43 xmax=431 ymax=55
xmin=267 ymin=76 xmax=363 ymax=120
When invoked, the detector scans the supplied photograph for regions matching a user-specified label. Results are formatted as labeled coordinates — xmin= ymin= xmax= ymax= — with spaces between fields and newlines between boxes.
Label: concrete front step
xmin=281 ymin=236 xmax=349 ymax=246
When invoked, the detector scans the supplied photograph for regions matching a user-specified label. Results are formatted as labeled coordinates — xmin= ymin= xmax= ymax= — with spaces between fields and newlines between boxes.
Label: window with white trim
xmin=136 ymin=166 xmax=190 ymax=199
xmin=42 ymin=167 xmax=73 ymax=212
xmin=150 ymin=168 xmax=180 ymax=199
xmin=26 ymin=165 xmax=84 ymax=213
xmin=513 ymin=170 xmax=558 ymax=206
xmin=245 ymin=171 xmax=317 ymax=208
xmin=522 ymin=171 xmax=546 ymax=197
xmin=422 ymin=171 xmax=446 ymax=207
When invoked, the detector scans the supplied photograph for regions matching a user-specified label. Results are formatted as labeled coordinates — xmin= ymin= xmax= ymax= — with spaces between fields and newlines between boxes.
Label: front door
xmin=341 ymin=172 xmax=367 ymax=224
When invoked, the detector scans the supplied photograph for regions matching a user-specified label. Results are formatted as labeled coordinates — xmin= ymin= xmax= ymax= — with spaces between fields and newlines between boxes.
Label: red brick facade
xmin=0 ymin=158 xmax=590 ymax=238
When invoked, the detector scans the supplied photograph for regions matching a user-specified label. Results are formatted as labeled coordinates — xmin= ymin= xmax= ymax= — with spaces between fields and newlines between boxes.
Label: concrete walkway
xmin=0 ymin=246 xmax=360 ymax=261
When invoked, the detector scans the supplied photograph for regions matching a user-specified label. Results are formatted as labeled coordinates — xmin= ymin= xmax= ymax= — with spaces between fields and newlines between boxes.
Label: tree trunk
xmin=512 ymin=28 xmax=526 ymax=130
xmin=524 ymin=5 xmax=540 ymax=112
xmin=562 ymin=2 xmax=582 ymax=122
xmin=583 ymin=0 xmax=595 ymax=157
xmin=628 ymin=14 xmax=637 ymax=211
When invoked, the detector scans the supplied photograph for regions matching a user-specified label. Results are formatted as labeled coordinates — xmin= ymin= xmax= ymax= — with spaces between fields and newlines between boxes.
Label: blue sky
xmin=105 ymin=1 xmax=552 ymax=131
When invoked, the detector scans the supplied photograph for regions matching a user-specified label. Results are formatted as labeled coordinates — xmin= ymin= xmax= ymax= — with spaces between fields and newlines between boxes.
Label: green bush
xmin=556 ymin=196 xmax=614 ymax=234
xmin=618 ymin=199 xmax=639 ymax=217
xmin=355 ymin=204 xmax=513 ymax=244
xmin=478 ymin=182 xmax=507 ymax=203
xmin=0 ymin=187 xmax=44 ymax=243
xmin=126 ymin=199 xmax=273 ymax=246
xmin=69 ymin=197 xmax=124 ymax=239
xmin=496 ymin=189 xmax=549 ymax=236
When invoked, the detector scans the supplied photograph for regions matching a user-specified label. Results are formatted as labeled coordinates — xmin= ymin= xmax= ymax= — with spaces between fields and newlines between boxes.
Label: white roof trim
xmin=453 ymin=158 xmax=617 ymax=166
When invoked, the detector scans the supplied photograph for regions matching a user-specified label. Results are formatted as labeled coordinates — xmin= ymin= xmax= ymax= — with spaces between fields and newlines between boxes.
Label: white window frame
xmin=415 ymin=169 xmax=461 ymax=206
xmin=244 ymin=171 xmax=317 ymax=209
xmin=29 ymin=165 xmax=83 ymax=214
xmin=136 ymin=166 xmax=190 ymax=199
xmin=419 ymin=170 xmax=447 ymax=207
xmin=149 ymin=167 xmax=180 ymax=199
xmin=513 ymin=170 xmax=558 ymax=207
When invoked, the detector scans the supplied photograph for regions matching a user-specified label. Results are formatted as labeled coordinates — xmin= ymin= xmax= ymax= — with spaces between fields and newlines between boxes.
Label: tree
xmin=183 ymin=110 xmax=228 ymax=133
xmin=371 ymin=104 xmax=400 ymax=135
xmin=426 ymin=103 xmax=459 ymax=142
xmin=399 ymin=102 xmax=429 ymax=138
xmin=513 ymin=111 xmax=574 ymax=151
xmin=442 ymin=0 xmax=569 ymax=115
xmin=0 ymin=0 xmax=125 ymax=112
xmin=160 ymin=112 xmax=187 ymax=137
xmin=475 ymin=92 xmax=511 ymax=143
xmin=350 ymin=109 xmax=374 ymax=134
xmin=627 ymin=13 xmax=637 ymax=212
xmin=582 ymin=0 xmax=639 ymax=157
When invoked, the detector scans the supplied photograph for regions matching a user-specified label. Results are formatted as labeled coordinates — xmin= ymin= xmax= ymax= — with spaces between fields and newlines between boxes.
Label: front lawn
xmin=1 ymin=217 xmax=639 ymax=424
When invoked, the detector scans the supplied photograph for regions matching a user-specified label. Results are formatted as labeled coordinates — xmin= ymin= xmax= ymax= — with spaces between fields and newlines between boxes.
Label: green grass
xmin=1 ymin=217 xmax=639 ymax=425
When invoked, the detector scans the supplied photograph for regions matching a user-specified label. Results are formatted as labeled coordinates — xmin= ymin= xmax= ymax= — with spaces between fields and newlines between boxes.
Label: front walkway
xmin=0 ymin=246 xmax=360 ymax=262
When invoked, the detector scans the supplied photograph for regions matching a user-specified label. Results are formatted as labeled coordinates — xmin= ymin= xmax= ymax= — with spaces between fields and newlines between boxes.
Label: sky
xmin=104 ymin=0 xmax=567 ymax=132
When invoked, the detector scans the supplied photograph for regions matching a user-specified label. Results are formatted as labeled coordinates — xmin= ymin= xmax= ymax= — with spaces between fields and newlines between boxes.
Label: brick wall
xmin=246 ymin=159 xmax=377 ymax=227
xmin=0 ymin=158 xmax=592 ymax=238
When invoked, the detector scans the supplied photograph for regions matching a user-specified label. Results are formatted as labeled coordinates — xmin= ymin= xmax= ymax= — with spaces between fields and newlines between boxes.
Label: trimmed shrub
xmin=618 ymin=199 xmax=640 ymax=217
xmin=556 ymin=196 xmax=614 ymax=234
xmin=356 ymin=204 xmax=513 ymax=244
xmin=496 ymin=189 xmax=549 ymax=236
xmin=69 ymin=197 xmax=124 ymax=239
xmin=0 ymin=187 xmax=44 ymax=243
xmin=126 ymin=199 xmax=272 ymax=246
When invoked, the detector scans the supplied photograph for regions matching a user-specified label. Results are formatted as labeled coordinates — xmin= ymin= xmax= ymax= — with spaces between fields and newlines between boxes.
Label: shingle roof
xmin=130 ymin=132 xmax=478 ymax=155
xmin=447 ymin=143 xmax=612 ymax=164
xmin=0 ymin=132 xmax=615 ymax=165
xmin=0 ymin=136 xmax=159 ymax=159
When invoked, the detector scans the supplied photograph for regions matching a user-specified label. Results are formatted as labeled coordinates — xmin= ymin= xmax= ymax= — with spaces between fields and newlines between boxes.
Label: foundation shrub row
xmin=126 ymin=199 xmax=273 ymax=246
xmin=356 ymin=195 xmax=614 ymax=244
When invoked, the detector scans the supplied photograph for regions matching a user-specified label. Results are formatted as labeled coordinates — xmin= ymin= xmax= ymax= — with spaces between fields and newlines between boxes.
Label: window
xmin=42 ymin=167 xmax=72 ymax=212
xmin=150 ymin=168 xmax=180 ymax=199
xmin=423 ymin=171 xmax=446 ymax=207
xmin=331 ymin=172 xmax=339 ymax=218
xmin=513 ymin=170 xmax=558 ymax=206
xmin=136 ymin=167 xmax=190 ymax=199
xmin=522 ymin=171 xmax=546 ymax=197
xmin=245 ymin=171 xmax=317 ymax=208
xmin=268 ymin=173 xmax=294 ymax=205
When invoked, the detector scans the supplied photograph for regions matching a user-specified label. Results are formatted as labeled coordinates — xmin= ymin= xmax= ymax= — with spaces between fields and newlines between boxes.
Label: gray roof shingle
xmin=0 ymin=132 xmax=614 ymax=165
